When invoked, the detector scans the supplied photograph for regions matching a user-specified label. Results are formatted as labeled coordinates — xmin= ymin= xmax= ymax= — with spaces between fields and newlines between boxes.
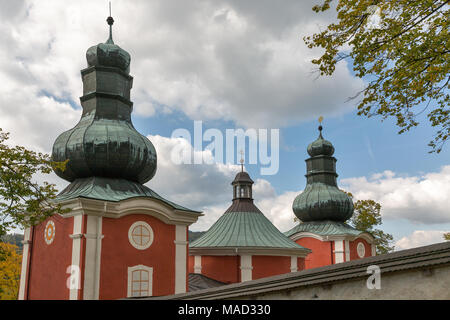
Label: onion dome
xmin=307 ymin=125 xmax=335 ymax=157
xmin=86 ymin=16 xmax=131 ymax=74
xmin=52 ymin=15 xmax=157 ymax=184
xmin=292 ymin=124 xmax=353 ymax=222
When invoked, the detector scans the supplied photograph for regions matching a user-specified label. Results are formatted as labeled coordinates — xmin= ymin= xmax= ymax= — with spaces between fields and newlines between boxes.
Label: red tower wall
xmin=27 ymin=216 xmax=74 ymax=300
xmin=188 ymin=255 xmax=195 ymax=274
xmin=350 ymin=238 xmax=373 ymax=260
xmin=99 ymin=214 xmax=176 ymax=299
xmin=296 ymin=237 xmax=333 ymax=269
xmin=252 ymin=255 xmax=291 ymax=280
xmin=200 ymin=255 xmax=240 ymax=284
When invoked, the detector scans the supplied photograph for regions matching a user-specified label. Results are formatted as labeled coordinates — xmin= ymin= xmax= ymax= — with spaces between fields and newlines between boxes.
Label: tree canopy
xmin=347 ymin=193 xmax=395 ymax=254
xmin=0 ymin=128 xmax=68 ymax=237
xmin=305 ymin=0 xmax=449 ymax=153
xmin=0 ymin=242 xmax=22 ymax=300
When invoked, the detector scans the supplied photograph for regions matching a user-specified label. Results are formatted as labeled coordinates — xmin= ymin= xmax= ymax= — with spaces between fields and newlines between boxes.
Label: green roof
xmin=285 ymin=220 xmax=363 ymax=238
xmin=55 ymin=176 xmax=200 ymax=213
xmin=190 ymin=211 xmax=308 ymax=250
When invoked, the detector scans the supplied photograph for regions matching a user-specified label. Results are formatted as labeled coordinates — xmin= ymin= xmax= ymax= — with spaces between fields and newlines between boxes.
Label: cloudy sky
xmin=1 ymin=0 xmax=449 ymax=250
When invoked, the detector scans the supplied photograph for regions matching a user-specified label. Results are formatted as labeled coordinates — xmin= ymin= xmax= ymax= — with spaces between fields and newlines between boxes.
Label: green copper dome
xmin=52 ymin=15 xmax=157 ymax=184
xmin=307 ymin=125 xmax=335 ymax=157
xmin=86 ymin=16 xmax=131 ymax=74
xmin=293 ymin=125 xmax=353 ymax=222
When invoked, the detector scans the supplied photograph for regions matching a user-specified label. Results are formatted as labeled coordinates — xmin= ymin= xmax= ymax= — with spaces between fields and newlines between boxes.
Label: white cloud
xmin=340 ymin=165 xmax=450 ymax=224
xmin=0 ymin=0 xmax=363 ymax=152
xmin=145 ymin=134 xmax=239 ymax=209
xmin=395 ymin=230 xmax=448 ymax=250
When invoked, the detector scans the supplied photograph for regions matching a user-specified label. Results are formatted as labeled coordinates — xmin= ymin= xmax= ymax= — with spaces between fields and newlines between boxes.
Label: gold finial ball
xmin=318 ymin=116 xmax=324 ymax=124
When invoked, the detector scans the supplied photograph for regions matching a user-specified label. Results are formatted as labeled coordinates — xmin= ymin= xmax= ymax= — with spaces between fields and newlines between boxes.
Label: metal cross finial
xmin=239 ymin=150 xmax=244 ymax=172
xmin=106 ymin=1 xmax=114 ymax=44
xmin=318 ymin=116 xmax=324 ymax=136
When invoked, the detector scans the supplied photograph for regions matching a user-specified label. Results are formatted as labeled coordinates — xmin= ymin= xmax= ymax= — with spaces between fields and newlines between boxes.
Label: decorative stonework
xmin=357 ymin=242 xmax=366 ymax=258
xmin=44 ymin=220 xmax=56 ymax=245
xmin=128 ymin=221 xmax=154 ymax=250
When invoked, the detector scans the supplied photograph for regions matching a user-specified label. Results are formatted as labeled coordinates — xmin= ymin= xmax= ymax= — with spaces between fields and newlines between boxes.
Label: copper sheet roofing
xmin=55 ymin=176 xmax=200 ymax=213
xmin=285 ymin=220 xmax=363 ymax=238
xmin=189 ymin=210 xmax=308 ymax=250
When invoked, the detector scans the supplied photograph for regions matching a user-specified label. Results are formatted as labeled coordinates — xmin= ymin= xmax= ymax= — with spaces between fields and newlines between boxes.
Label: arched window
xmin=127 ymin=265 xmax=153 ymax=297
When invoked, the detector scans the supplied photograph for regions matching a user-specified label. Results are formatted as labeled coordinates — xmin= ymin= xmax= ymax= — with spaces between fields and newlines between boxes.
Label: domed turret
xmin=52 ymin=14 xmax=157 ymax=184
xmin=292 ymin=123 xmax=353 ymax=222
xmin=86 ymin=16 xmax=131 ymax=74
xmin=307 ymin=125 xmax=335 ymax=157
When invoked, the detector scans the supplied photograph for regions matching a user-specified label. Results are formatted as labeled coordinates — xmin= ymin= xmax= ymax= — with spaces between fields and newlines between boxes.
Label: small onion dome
xmin=307 ymin=125 xmax=335 ymax=157
xmin=232 ymin=171 xmax=254 ymax=184
xmin=86 ymin=16 xmax=131 ymax=74
xmin=292 ymin=183 xmax=353 ymax=222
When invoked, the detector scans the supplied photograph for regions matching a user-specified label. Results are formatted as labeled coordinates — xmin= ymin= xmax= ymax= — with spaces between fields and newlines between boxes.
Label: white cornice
xmin=189 ymin=246 xmax=310 ymax=258
xmin=290 ymin=231 xmax=375 ymax=243
xmin=57 ymin=197 xmax=202 ymax=226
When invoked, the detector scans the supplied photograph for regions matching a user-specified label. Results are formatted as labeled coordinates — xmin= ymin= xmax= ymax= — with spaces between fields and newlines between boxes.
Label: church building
xmin=285 ymin=124 xmax=375 ymax=269
xmin=188 ymin=167 xmax=310 ymax=284
xmin=18 ymin=15 xmax=377 ymax=300
xmin=18 ymin=15 xmax=201 ymax=300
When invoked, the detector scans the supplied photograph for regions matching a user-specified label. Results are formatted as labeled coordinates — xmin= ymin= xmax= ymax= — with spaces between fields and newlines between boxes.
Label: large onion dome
xmin=52 ymin=15 xmax=157 ymax=184
xmin=292 ymin=125 xmax=353 ymax=222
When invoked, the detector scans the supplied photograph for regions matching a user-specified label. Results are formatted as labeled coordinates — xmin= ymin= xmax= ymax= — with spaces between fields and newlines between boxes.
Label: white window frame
xmin=357 ymin=242 xmax=366 ymax=258
xmin=128 ymin=221 xmax=154 ymax=250
xmin=127 ymin=265 xmax=153 ymax=298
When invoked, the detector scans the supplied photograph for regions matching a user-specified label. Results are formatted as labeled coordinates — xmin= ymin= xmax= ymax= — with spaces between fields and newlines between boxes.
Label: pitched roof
xmin=188 ymin=273 xmax=226 ymax=291
xmin=190 ymin=210 xmax=308 ymax=251
xmin=284 ymin=220 xmax=364 ymax=238
xmin=55 ymin=176 xmax=200 ymax=213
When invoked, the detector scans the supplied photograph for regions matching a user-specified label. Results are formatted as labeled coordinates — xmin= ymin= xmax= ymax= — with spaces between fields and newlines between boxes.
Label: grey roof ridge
xmin=142 ymin=241 xmax=450 ymax=300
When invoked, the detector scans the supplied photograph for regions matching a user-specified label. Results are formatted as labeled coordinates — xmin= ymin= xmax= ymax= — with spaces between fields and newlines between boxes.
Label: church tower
xmin=189 ymin=166 xmax=310 ymax=284
xmin=285 ymin=123 xmax=375 ymax=269
xmin=18 ymin=14 xmax=201 ymax=300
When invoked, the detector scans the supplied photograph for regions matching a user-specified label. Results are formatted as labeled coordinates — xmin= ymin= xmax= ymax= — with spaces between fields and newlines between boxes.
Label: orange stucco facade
xmin=26 ymin=216 xmax=74 ymax=300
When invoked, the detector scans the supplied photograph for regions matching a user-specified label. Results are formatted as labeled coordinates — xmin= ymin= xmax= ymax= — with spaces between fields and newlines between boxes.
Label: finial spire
xmin=239 ymin=150 xmax=244 ymax=172
xmin=106 ymin=2 xmax=114 ymax=44
xmin=318 ymin=116 xmax=323 ymax=138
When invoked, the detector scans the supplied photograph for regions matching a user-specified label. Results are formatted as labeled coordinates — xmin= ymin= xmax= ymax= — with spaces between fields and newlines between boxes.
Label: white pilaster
xmin=290 ymin=256 xmax=298 ymax=272
xmin=18 ymin=228 xmax=31 ymax=300
xmin=344 ymin=240 xmax=350 ymax=262
xmin=194 ymin=255 xmax=202 ymax=274
xmin=174 ymin=225 xmax=188 ymax=294
xmin=240 ymin=255 xmax=252 ymax=282
xmin=334 ymin=240 xmax=345 ymax=264
xmin=82 ymin=215 xmax=103 ymax=300
xmin=371 ymin=243 xmax=377 ymax=256
xmin=69 ymin=214 xmax=84 ymax=300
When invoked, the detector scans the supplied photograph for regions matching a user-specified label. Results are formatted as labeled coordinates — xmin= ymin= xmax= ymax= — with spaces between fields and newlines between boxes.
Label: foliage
xmin=304 ymin=0 xmax=449 ymax=153
xmin=0 ymin=128 xmax=68 ymax=237
xmin=0 ymin=242 xmax=22 ymax=300
xmin=444 ymin=232 xmax=450 ymax=240
xmin=347 ymin=192 xmax=395 ymax=254
xmin=188 ymin=231 xmax=206 ymax=242
xmin=0 ymin=234 xmax=24 ymax=253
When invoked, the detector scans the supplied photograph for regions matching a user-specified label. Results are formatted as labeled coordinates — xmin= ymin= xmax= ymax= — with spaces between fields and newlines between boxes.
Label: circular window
xmin=128 ymin=221 xmax=154 ymax=250
xmin=44 ymin=220 xmax=56 ymax=245
xmin=357 ymin=242 xmax=366 ymax=258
